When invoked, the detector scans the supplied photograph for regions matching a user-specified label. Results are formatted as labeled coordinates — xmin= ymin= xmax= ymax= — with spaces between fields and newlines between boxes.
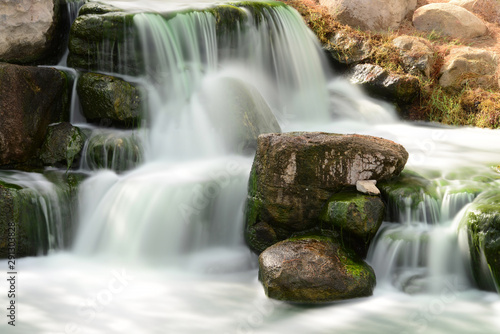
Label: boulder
xmin=80 ymin=130 xmax=143 ymax=172
xmin=320 ymin=189 xmax=385 ymax=256
xmin=259 ymin=237 xmax=376 ymax=303
xmin=461 ymin=190 xmax=500 ymax=291
xmin=392 ymin=35 xmax=436 ymax=78
xmin=449 ymin=0 xmax=500 ymax=23
xmin=413 ymin=3 xmax=488 ymax=40
xmin=349 ymin=64 xmax=420 ymax=104
xmin=199 ymin=77 xmax=281 ymax=154
xmin=0 ymin=63 xmax=69 ymax=167
xmin=318 ymin=0 xmax=417 ymax=31
xmin=0 ymin=0 xmax=65 ymax=64
xmin=439 ymin=47 xmax=498 ymax=91
xmin=77 ymin=72 xmax=144 ymax=127
xmin=245 ymin=132 xmax=408 ymax=253
xmin=324 ymin=31 xmax=372 ymax=66
xmin=39 ymin=122 xmax=86 ymax=169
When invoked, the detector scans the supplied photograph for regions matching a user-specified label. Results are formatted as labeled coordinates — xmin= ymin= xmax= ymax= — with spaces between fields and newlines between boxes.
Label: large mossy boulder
xmin=320 ymin=189 xmax=385 ymax=256
xmin=0 ymin=63 xmax=69 ymax=167
xmin=39 ymin=122 xmax=86 ymax=169
xmin=259 ymin=236 xmax=376 ymax=303
xmin=461 ymin=190 xmax=500 ymax=291
xmin=77 ymin=72 xmax=144 ymax=127
xmin=378 ymin=170 xmax=440 ymax=224
xmin=246 ymin=132 xmax=408 ymax=253
xmin=200 ymin=77 xmax=281 ymax=153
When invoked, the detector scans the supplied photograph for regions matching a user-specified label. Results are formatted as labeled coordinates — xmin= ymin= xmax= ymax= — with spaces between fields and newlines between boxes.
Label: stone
xmin=392 ymin=35 xmax=436 ymax=78
xmin=319 ymin=0 xmax=417 ymax=31
xmin=439 ymin=47 xmax=498 ymax=91
xmin=324 ymin=31 xmax=372 ymax=66
xmin=349 ymin=64 xmax=420 ymax=104
xmin=258 ymin=237 xmax=376 ymax=303
xmin=80 ymin=130 xmax=143 ymax=172
xmin=356 ymin=180 xmax=380 ymax=195
xmin=0 ymin=63 xmax=69 ymax=167
xmin=77 ymin=72 xmax=144 ymax=127
xmin=378 ymin=170 xmax=440 ymax=224
xmin=320 ymin=189 xmax=385 ymax=256
xmin=460 ymin=190 xmax=500 ymax=291
xmin=39 ymin=122 xmax=86 ymax=169
xmin=199 ymin=77 xmax=281 ymax=154
xmin=0 ymin=0 xmax=64 ymax=64
xmin=413 ymin=3 xmax=488 ymax=40
xmin=245 ymin=132 xmax=408 ymax=253
xmin=449 ymin=0 xmax=500 ymax=23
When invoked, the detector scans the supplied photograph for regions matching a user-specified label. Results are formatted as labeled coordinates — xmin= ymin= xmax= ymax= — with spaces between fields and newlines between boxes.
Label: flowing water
xmin=2 ymin=1 xmax=500 ymax=333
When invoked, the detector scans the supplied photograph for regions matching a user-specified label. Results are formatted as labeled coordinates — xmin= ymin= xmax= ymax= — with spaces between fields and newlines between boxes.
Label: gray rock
xmin=413 ymin=3 xmax=488 ymax=39
xmin=356 ymin=180 xmax=380 ymax=195
xmin=39 ymin=122 xmax=86 ymax=169
xmin=392 ymin=35 xmax=436 ymax=78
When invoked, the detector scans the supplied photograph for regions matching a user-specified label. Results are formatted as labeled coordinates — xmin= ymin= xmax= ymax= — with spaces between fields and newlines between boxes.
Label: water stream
xmin=2 ymin=1 xmax=500 ymax=333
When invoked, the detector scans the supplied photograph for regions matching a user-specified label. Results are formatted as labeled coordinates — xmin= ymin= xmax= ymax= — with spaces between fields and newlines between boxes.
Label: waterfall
xmin=5 ymin=2 xmax=500 ymax=333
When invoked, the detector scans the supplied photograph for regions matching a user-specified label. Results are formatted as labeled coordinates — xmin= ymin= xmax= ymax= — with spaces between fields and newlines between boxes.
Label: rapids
xmin=1 ymin=1 xmax=500 ymax=333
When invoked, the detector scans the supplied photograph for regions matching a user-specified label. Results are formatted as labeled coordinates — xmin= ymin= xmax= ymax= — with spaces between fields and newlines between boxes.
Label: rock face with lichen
xmin=259 ymin=236 xmax=376 ymax=303
xmin=245 ymin=132 xmax=408 ymax=254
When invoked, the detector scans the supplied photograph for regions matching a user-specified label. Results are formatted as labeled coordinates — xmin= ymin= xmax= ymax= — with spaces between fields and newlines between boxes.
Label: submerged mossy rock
xmin=349 ymin=64 xmax=420 ymax=105
xmin=81 ymin=130 xmax=143 ymax=172
xmin=0 ymin=63 xmax=69 ymax=167
xmin=39 ymin=123 xmax=86 ymax=169
xmin=246 ymin=132 xmax=408 ymax=253
xmin=461 ymin=190 xmax=500 ymax=291
xmin=200 ymin=77 xmax=281 ymax=153
xmin=259 ymin=236 xmax=376 ymax=303
xmin=320 ymin=188 xmax=385 ymax=256
xmin=77 ymin=73 xmax=144 ymax=127
xmin=378 ymin=170 xmax=440 ymax=224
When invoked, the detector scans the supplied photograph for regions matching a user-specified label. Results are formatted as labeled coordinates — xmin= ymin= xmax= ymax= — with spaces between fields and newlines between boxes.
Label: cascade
xmin=2 ymin=1 xmax=500 ymax=333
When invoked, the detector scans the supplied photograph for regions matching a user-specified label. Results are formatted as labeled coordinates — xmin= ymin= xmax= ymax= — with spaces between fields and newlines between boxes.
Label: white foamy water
xmin=1 ymin=1 xmax=500 ymax=333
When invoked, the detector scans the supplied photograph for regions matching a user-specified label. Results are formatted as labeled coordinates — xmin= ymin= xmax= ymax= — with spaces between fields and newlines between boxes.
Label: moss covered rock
xmin=259 ymin=236 xmax=376 ymax=303
xmin=39 ymin=122 xmax=86 ymax=169
xmin=320 ymin=188 xmax=385 ymax=256
xmin=461 ymin=190 xmax=500 ymax=291
xmin=81 ymin=130 xmax=143 ymax=172
xmin=0 ymin=63 xmax=69 ymax=167
xmin=246 ymin=132 xmax=408 ymax=253
xmin=77 ymin=73 xmax=144 ymax=127
xmin=378 ymin=170 xmax=440 ymax=224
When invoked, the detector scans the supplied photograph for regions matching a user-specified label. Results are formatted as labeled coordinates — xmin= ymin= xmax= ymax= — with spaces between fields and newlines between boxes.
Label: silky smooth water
xmin=2 ymin=1 xmax=500 ymax=333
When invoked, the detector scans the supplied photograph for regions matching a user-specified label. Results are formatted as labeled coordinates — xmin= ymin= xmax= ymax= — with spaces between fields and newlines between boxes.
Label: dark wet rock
xmin=259 ymin=236 xmax=376 ymax=303
xmin=0 ymin=63 xmax=69 ymax=167
xmin=39 ymin=123 xmax=86 ymax=169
